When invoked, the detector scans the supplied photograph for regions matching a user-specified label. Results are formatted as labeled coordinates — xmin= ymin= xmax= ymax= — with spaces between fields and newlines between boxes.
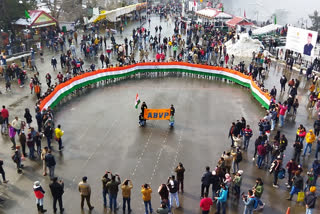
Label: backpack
xmin=278 ymin=168 xmax=286 ymax=179
xmin=236 ymin=152 xmax=242 ymax=163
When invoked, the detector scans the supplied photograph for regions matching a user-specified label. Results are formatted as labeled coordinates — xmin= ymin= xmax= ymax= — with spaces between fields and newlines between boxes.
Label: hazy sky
xmin=222 ymin=0 xmax=320 ymax=25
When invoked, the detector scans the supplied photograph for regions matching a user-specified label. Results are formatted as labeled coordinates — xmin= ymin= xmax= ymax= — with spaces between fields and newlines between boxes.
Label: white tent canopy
xmin=195 ymin=8 xmax=233 ymax=20
xmin=252 ymin=24 xmax=283 ymax=35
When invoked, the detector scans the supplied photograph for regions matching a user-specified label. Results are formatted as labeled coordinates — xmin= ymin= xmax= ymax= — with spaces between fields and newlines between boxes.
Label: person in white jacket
xmin=233 ymin=134 xmax=243 ymax=148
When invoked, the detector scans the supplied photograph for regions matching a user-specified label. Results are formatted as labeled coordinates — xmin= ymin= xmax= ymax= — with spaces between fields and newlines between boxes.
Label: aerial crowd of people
xmin=0 ymin=2 xmax=320 ymax=214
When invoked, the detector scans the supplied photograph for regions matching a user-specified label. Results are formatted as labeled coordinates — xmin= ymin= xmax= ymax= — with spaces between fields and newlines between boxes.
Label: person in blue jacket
xmin=214 ymin=183 xmax=228 ymax=214
xmin=242 ymin=190 xmax=256 ymax=214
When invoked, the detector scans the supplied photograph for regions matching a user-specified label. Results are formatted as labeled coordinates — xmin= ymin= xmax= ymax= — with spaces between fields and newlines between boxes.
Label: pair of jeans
xmin=233 ymin=161 xmax=239 ymax=173
xmin=303 ymin=143 xmax=312 ymax=156
xmin=255 ymin=197 xmax=264 ymax=206
xmin=289 ymin=186 xmax=300 ymax=196
xmin=257 ymin=155 xmax=264 ymax=168
xmin=46 ymin=136 xmax=52 ymax=149
xmin=243 ymin=137 xmax=250 ymax=150
xmin=28 ymin=146 xmax=35 ymax=159
xmin=48 ymin=166 xmax=55 ymax=179
xmin=279 ymin=115 xmax=285 ymax=127
xmin=53 ymin=196 xmax=63 ymax=212
xmin=216 ymin=201 xmax=226 ymax=214
xmin=244 ymin=207 xmax=254 ymax=214
xmin=144 ymin=200 xmax=153 ymax=214
xmin=36 ymin=198 xmax=44 ymax=206
xmin=102 ymin=190 xmax=108 ymax=206
xmin=233 ymin=185 xmax=240 ymax=196
xmin=169 ymin=192 xmax=179 ymax=207
xmin=306 ymin=208 xmax=314 ymax=214
xmin=271 ymin=119 xmax=276 ymax=130
xmin=123 ymin=197 xmax=131 ymax=211
xmin=109 ymin=193 xmax=117 ymax=210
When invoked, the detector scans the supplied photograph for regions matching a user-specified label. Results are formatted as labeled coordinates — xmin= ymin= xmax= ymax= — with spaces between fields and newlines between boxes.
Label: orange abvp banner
xmin=144 ymin=109 xmax=171 ymax=120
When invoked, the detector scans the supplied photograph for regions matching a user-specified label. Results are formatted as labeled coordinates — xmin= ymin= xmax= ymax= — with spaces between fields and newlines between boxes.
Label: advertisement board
xmin=286 ymin=26 xmax=318 ymax=56
xmin=188 ymin=1 xmax=198 ymax=11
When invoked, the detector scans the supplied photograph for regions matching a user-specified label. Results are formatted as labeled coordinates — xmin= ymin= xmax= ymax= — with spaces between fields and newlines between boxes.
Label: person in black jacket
xmin=210 ymin=170 xmax=220 ymax=199
xmin=24 ymin=108 xmax=32 ymax=128
xmin=49 ymin=177 xmax=64 ymax=213
xmin=287 ymin=171 xmax=304 ymax=200
xmin=201 ymin=166 xmax=212 ymax=198
xmin=0 ymin=159 xmax=8 ymax=183
xmin=280 ymin=75 xmax=287 ymax=92
xmin=293 ymin=141 xmax=303 ymax=163
xmin=305 ymin=186 xmax=317 ymax=213
xmin=313 ymin=118 xmax=320 ymax=136
xmin=44 ymin=121 xmax=53 ymax=149
xmin=45 ymin=150 xmax=56 ymax=179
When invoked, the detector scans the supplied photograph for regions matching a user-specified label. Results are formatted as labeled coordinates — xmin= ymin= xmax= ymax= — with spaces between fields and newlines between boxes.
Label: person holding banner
xmin=139 ymin=113 xmax=145 ymax=127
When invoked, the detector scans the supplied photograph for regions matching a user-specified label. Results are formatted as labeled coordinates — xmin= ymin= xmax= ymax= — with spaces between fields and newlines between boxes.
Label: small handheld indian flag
xmin=135 ymin=93 xmax=140 ymax=109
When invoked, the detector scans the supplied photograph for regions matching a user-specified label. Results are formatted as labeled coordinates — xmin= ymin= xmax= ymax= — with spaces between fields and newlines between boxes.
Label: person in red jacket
xmin=257 ymin=143 xmax=267 ymax=169
xmin=33 ymin=181 xmax=47 ymax=213
xmin=199 ymin=192 xmax=213 ymax=214
xmin=1 ymin=105 xmax=9 ymax=134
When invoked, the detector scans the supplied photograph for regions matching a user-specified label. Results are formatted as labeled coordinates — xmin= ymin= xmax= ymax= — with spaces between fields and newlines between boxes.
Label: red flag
xmin=244 ymin=10 xmax=246 ymax=18
xmin=194 ymin=0 xmax=196 ymax=6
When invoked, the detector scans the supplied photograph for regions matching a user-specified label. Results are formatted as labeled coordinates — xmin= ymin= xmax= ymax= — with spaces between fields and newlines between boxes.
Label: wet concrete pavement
xmin=0 ymin=14 xmax=319 ymax=214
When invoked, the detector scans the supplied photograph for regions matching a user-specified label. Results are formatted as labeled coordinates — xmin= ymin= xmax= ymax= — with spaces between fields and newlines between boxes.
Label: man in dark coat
xmin=49 ymin=177 xmax=64 ymax=213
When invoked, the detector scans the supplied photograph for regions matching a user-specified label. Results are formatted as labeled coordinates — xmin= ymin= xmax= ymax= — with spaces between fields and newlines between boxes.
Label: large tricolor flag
xmin=135 ymin=93 xmax=140 ymax=109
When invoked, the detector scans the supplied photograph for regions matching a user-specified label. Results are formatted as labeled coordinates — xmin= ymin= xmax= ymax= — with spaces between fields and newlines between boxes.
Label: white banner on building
xmin=286 ymin=26 xmax=318 ymax=57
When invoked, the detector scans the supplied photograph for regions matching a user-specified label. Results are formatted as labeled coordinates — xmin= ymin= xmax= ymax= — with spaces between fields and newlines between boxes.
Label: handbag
xmin=297 ymin=191 xmax=305 ymax=202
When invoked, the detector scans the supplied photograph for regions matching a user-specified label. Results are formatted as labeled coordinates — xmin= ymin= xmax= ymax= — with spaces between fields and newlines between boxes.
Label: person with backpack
xmin=231 ymin=148 xmax=242 ymax=173
xmin=242 ymin=189 xmax=257 ymax=214
xmin=167 ymin=175 xmax=180 ymax=209
xmin=270 ymin=156 xmax=283 ymax=188
xmin=287 ymin=170 xmax=304 ymax=201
